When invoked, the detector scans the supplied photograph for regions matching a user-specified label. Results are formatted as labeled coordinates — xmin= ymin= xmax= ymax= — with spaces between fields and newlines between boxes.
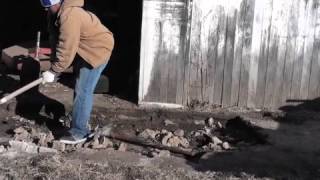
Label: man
xmin=39 ymin=0 xmax=114 ymax=144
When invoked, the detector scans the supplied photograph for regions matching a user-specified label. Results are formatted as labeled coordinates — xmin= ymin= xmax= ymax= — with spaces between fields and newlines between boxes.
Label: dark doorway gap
xmin=0 ymin=0 xmax=143 ymax=103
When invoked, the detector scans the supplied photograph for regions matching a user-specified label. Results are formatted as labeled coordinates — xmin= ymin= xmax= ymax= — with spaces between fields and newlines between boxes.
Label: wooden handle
xmin=0 ymin=78 xmax=43 ymax=104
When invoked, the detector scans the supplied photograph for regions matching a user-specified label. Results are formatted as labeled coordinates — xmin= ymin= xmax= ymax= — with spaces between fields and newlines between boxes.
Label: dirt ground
xmin=0 ymin=71 xmax=320 ymax=180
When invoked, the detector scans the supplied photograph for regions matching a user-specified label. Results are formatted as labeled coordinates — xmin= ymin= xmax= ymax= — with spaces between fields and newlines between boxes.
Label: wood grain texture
xmin=139 ymin=0 xmax=320 ymax=109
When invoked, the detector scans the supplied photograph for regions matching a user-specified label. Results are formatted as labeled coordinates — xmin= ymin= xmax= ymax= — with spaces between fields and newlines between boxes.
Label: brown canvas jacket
xmin=48 ymin=0 xmax=114 ymax=73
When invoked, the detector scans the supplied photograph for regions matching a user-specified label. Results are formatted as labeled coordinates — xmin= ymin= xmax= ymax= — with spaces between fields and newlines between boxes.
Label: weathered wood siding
xmin=139 ymin=0 xmax=320 ymax=109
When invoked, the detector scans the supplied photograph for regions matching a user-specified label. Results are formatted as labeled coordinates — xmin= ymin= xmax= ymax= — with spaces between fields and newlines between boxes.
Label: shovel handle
xmin=0 ymin=77 xmax=43 ymax=104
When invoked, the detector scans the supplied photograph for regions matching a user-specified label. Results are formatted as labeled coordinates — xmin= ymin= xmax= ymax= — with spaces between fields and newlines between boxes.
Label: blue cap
xmin=40 ymin=0 xmax=61 ymax=7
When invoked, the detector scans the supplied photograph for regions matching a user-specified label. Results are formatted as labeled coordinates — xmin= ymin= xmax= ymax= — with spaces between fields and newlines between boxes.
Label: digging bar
xmin=0 ymin=77 xmax=43 ymax=104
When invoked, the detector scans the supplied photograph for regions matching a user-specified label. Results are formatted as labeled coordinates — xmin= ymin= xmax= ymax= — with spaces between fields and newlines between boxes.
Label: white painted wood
xmin=300 ymin=0 xmax=317 ymax=99
xmin=247 ymin=0 xmax=270 ymax=107
xmin=139 ymin=102 xmax=184 ymax=109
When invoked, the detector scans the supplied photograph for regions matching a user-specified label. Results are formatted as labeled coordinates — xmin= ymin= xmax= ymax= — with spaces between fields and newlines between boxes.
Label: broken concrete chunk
xmin=173 ymin=129 xmax=184 ymax=137
xmin=139 ymin=129 xmax=158 ymax=139
xmin=0 ymin=146 xmax=6 ymax=153
xmin=206 ymin=117 xmax=215 ymax=127
xmin=194 ymin=120 xmax=205 ymax=125
xmin=211 ymin=136 xmax=223 ymax=145
xmin=101 ymin=137 xmax=113 ymax=148
xmin=216 ymin=122 xmax=223 ymax=129
xmin=45 ymin=132 xmax=55 ymax=143
xmin=52 ymin=141 xmax=66 ymax=152
xmin=161 ymin=129 xmax=169 ymax=134
xmin=158 ymin=150 xmax=171 ymax=157
xmin=167 ymin=136 xmax=180 ymax=147
xmin=222 ymin=142 xmax=230 ymax=150
xmin=13 ymin=127 xmax=30 ymax=141
xmin=118 ymin=143 xmax=127 ymax=152
xmin=208 ymin=143 xmax=222 ymax=151
xmin=204 ymin=126 xmax=212 ymax=135
xmin=39 ymin=146 xmax=58 ymax=154
xmin=38 ymin=133 xmax=47 ymax=147
xmin=178 ymin=137 xmax=190 ymax=148
xmin=164 ymin=119 xmax=175 ymax=126
xmin=9 ymin=140 xmax=39 ymax=154
xmin=161 ymin=132 xmax=173 ymax=146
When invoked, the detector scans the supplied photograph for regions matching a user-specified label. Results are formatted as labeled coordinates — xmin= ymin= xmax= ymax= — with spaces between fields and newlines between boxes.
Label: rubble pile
xmin=0 ymin=115 xmax=266 ymax=158
xmin=137 ymin=117 xmax=232 ymax=153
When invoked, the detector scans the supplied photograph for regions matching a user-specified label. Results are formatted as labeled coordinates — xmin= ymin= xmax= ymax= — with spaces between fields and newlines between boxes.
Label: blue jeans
xmin=69 ymin=58 xmax=107 ymax=139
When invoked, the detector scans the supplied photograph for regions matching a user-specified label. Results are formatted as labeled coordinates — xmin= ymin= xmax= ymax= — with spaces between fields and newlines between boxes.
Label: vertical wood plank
xmin=238 ymin=0 xmax=255 ymax=107
xmin=308 ymin=1 xmax=320 ymax=99
xmin=254 ymin=0 xmax=273 ymax=108
xmin=139 ymin=0 xmax=161 ymax=103
xmin=230 ymin=0 xmax=248 ymax=106
xmin=213 ymin=5 xmax=228 ymax=105
xmin=222 ymin=8 xmax=238 ymax=107
xmin=248 ymin=0 xmax=272 ymax=108
xmin=176 ymin=0 xmax=191 ymax=105
xmin=187 ymin=0 xmax=220 ymax=104
xmin=290 ymin=0 xmax=306 ymax=100
xmin=281 ymin=0 xmax=299 ymax=105
xmin=264 ymin=0 xmax=291 ymax=108
xmin=300 ymin=0 xmax=317 ymax=99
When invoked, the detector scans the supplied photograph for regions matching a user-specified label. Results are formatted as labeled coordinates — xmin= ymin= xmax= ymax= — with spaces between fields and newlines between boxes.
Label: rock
xmin=194 ymin=120 xmax=205 ymax=125
xmin=13 ymin=127 xmax=30 ymax=141
xmin=161 ymin=129 xmax=169 ymax=134
xmin=179 ymin=137 xmax=190 ymax=148
xmin=216 ymin=121 xmax=223 ymax=129
xmin=91 ymin=136 xmax=113 ymax=149
xmin=222 ymin=142 xmax=230 ymax=150
xmin=211 ymin=136 xmax=223 ymax=145
xmin=167 ymin=136 xmax=180 ymax=147
xmin=45 ymin=132 xmax=55 ymax=143
xmin=161 ymin=132 xmax=173 ymax=146
xmin=75 ymin=143 xmax=84 ymax=149
xmin=30 ymin=127 xmax=39 ymax=138
xmin=206 ymin=117 xmax=215 ymax=127
xmin=39 ymin=147 xmax=58 ymax=154
xmin=192 ymin=131 xmax=202 ymax=137
xmin=204 ymin=126 xmax=212 ymax=134
xmin=139 ymin=129 xmax=159 ymax=139
xmin=0 ymin=145 xmax=6 ymax=153
xmin=173 ymin=129 xmax=184 ymax=137
xmin=101 ymin=137 xmax=113 ymax=148
xmin=158 ymin=150 xmax=171 ymax=157
xmin=9 ymin=140 xmax=38 ymax=154
xmin=38 ymin=133 xmax=47 ymax=147
xmin=52 ymin=141 xmax=66 ymax=152
xmin=100 ymin=126 xmax=112 ymax=136
xmin=13 ymin=127 xmax=27 ymax=134
xmin=118 ymin=143 xmax=127 ymax=152
xmin=208 ymin=143 xmax=222 ymax=151
xmin=164 ymin=119 xmax=175 ymax=126
xmin=90 ymin=138 xmax=100 ymax=149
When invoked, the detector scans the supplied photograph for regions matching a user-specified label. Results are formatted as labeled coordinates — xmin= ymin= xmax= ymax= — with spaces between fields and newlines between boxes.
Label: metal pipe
xmin=35 ymin=31 xmax=41 ymax=60
xmin=0 ymin=78 xmax=43 ymax=104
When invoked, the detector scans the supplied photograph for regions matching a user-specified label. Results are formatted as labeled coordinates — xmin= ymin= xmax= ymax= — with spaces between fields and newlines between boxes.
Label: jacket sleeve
xmin=51 ymin=9 xmax=81 ymax=73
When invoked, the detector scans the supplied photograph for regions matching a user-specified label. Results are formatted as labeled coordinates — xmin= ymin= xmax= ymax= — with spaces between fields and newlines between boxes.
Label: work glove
xmin=42 ymin=70 xmax=56 ymax=84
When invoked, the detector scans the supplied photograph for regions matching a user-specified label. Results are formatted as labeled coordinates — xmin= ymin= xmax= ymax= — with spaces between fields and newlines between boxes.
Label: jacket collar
xmin=57 ymin=0 xmax=84 ymax=17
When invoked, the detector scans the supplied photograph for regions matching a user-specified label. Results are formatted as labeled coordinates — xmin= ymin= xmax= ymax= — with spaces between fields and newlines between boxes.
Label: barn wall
xmin=139 ymin=0 xmax=320 ymax=109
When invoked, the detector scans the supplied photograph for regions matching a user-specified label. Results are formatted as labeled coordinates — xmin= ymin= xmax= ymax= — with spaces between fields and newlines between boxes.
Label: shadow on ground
xmin=187 ymin=99 xmax=320 ymax=179
xmin=0 ymin=59 xmax=66 ymax=138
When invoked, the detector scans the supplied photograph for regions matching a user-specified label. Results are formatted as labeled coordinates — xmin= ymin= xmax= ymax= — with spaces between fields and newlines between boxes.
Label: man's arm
xmin=51 ymin=9 xmax=81 ymax=73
